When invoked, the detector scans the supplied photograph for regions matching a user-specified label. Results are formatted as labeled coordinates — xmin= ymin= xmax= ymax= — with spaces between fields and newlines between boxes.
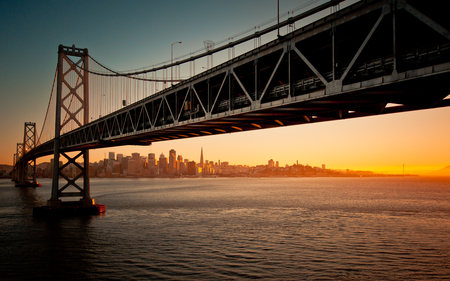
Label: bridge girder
xmin=21 ymin=0 xmax=450 ymax=161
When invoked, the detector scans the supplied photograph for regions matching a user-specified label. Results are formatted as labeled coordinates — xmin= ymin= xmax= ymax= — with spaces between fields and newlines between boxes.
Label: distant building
xmin=132 ymin=153 xmax=141 ymax=173
xmin=148 ymin=153 xmax=157 ymax=175
xmin=121 ymin=156 xmax=130 ymax=174
xmin=105 ymin=165 xmax=113 ymax=176
xmin=199 ymin=147 xmax=204 ymax=171
xmin=128 ymin=159 xmax=136 ymax=174
xmin=268 ymin=159 xmax=274 ymax=168
xmin=169 ymin=149 xmax=177 ymax=175
xmin=113 ymin=161 xmax=121 ymax=174
xmin=148 ymin=153 xmax=156 ymax=164
xmin=93 ymin=162 xmax=99 ymax=176
xmin=179 ymin=161 xmax=186 ymax=174
xmin=187 ymin=161 xmax=197 ymax=175
xmin=109 ymin=152 xmax=115 ymax=161
xmin=141 ymin=156 xmax=147 ymax=170
xmin=159 ymin=153 xmax=168 ymax=174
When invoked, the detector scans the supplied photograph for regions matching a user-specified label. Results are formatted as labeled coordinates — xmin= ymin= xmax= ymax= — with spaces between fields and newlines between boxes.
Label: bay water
xmin=1 ymin=177 xmax=449 ymax=280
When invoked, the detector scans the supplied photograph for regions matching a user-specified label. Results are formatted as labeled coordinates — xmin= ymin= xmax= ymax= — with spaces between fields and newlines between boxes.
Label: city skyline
xmin=1 ymin=0 xmax=450 ymax=175
xmin=30 ymin=145 xmax=447 ymax=177
xmin=34 ymin=146 xmax=411 ymax=179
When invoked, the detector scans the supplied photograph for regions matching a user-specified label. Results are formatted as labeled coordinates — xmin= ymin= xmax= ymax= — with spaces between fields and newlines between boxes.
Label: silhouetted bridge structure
xmin=12 ymin=0 xmax=450 ymax=215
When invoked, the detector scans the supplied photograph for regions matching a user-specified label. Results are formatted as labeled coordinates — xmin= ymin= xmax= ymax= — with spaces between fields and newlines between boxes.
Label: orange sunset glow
xmin=2 ymin=1 xmax=450 ymax=280
xmin=29 ymin=105 xmax=450 ymax=175
xmin=1 ymin=0 xmax=449 ymax=176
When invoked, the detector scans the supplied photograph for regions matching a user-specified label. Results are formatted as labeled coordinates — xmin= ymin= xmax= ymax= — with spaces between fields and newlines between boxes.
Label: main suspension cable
xmin=37 ymin=65 xmax=58 ymax=145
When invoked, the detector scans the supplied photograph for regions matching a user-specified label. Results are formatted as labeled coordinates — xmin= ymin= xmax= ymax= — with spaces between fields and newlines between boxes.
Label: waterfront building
xmin=128 ymin=159 xmax=136 ymax=174
xmin=121 ymin=156 xmax=130 ymax=174
xmin=113 ymin=161 xmax=121 ymax=174
xmin=187 ymin=161 xmax=196 ymax=175
xmin=199 ymin=148 xmax=204 ymax=170
xmin=148 ymin=153 xmax=157 ymax=175
xmin=148 ymin=153 xmax=156 ymax=164
xmin=169 ymin=149 xmax=176 ymax=175
xmin=141 ymin=156 xmax=147 ymax=170
xmin=105 ymin=165 xmax=113 ymax=176
xmin=132 ymin=153 xmax=141 ymax=173
xmin=93 ymin=162 xmax=99 ymax=176
xmin=179 ymin=161 xmax=186 ymax=174
xmin=159 ymin=153 xmax=168 ymax=174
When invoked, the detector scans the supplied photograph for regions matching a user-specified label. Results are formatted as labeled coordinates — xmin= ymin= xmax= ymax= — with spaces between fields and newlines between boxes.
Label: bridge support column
xmin=12 ymin=143 xmax=24 ymax=183
xmin=11 ymin=153 xmax=17 ymax=182
xmin=45 ymin=149 xmax=103 ymax=215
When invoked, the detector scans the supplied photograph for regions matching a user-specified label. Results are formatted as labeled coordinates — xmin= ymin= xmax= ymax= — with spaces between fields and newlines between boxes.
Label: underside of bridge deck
xmin=24 ymin=0 xmax=450 ymax=161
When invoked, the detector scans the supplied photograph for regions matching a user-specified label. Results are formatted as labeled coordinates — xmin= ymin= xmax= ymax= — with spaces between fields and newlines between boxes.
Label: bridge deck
xmin=26 ymin=0 xmax=450 ymax=160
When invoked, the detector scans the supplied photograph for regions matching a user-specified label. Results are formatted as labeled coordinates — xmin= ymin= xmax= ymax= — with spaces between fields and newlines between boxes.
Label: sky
xmin=1 ymin=0 xmax=449 ymax=175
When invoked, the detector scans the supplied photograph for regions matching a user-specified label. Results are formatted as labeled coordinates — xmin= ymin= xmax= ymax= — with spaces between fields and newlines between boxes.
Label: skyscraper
xmin=187 ymin=161 xmax=197 ymax=175
xmin=200 ymin=147 xmax=204 ymax=170
xmin=128 ymin=159 xmax=136 ymax=174
xmin=147 ymin=153 xmax=157 ymax=175
xmin=168 ymin=149 xmax=176 ymax=175
xmin=132 ymin=153 xmax=141 ymax=173
xmin=159 ymin=153 xmax=168 ymax=174
xmin=109 ymin=152 xmax=115 ymax=161
xmin=148 ymin=153 xmax=156 ymax=166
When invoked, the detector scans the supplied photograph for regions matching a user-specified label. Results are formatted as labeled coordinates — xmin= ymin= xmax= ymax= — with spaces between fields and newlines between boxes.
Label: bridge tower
xmin=11 ymin=143 xmax=23 ymax=183
xmin=42 ymin=44 xmax=104 ymax=214
xmin=11 ymin=153 xmax=17 ymax=181
xmin=15 ymin=122 xmax=41 ymax=187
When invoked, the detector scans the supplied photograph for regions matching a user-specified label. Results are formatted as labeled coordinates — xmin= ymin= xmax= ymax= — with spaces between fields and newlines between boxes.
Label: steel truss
xmin=20 ymin=123 xmax=38 ymax=184
xmin=25 ymin=0 xmax=450 ymax=159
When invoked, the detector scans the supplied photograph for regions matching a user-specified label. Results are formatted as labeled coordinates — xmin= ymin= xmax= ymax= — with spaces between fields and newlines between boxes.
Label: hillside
xmin=0 ymin=164 xmax=13 ymax=173
xmin=425 ymin=166 xmax=450 ymax=176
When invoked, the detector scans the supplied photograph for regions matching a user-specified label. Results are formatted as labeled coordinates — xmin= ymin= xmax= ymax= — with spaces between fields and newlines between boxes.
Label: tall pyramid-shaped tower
xmin=200 ymin=147 xmax=204 ymax=170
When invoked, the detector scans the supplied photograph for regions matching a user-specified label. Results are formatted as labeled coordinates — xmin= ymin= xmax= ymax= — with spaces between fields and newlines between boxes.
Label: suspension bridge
xmin=11 ymin=0 xmax=450 ymax=215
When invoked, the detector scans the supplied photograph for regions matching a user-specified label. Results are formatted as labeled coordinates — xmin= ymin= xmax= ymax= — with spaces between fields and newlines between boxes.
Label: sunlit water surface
xmin=1 ymin=177 xmax=450 ymax=280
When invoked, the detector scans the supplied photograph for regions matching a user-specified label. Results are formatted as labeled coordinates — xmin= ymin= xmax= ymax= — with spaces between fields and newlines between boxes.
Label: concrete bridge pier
xmin=37 ymin=147 xmax=105 ymax=216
